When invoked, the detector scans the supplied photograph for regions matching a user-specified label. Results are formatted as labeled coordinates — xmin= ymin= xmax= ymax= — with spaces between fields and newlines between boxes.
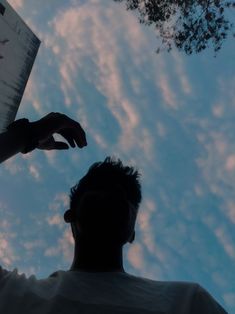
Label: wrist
xmin=7 ymin=119 xmax=39 ymax=154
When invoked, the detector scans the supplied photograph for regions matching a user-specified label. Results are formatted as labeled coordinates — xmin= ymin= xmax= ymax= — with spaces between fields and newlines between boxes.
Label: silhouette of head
xmin=64 ymin=157 xmax=142 ymax=246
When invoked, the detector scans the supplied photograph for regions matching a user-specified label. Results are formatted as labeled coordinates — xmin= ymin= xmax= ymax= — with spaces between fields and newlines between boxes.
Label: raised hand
xmin=31 ymin=112 xmax=87 ymax=151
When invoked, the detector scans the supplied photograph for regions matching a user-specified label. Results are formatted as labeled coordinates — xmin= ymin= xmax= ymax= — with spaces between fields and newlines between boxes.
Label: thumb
xmin=53 ymin=141 xmax=69 ymax=150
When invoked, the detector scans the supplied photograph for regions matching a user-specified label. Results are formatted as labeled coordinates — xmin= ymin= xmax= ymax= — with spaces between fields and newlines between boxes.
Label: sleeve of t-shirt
xmin=191 ymin=284 xmax=228 ymax=314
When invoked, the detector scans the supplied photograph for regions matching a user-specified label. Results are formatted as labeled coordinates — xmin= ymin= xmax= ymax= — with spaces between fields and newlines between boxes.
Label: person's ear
xmin=64 ymin=209 xmax=75 ymax=223
xmin=128 ymin=230 xmax=135 ymax=243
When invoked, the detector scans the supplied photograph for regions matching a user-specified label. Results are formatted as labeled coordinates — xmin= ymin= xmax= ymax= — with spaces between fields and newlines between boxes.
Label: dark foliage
xmin=114 ymin=0 xmax=235 ymax=55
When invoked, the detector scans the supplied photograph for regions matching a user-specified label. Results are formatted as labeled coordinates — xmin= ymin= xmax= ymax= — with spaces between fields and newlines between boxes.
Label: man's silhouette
xmin=64 ymin=156 xmax=140 ymax=274
xmin=0 ymin=113 xmax=228 ymax=313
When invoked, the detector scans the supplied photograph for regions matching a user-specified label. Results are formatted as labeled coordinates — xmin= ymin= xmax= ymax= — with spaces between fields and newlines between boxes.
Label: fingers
xmin=37 ymin=136 xmax=69 ymax=151
xmin=59 ymin=129 xmax=76 ymax=148
xmin=58 ymin=124 xmax=87 ymax=148
xmin=31 ymin=112 xmax=87 ymax=149
xmin=53 ymin=141 xmax=69 ymax=150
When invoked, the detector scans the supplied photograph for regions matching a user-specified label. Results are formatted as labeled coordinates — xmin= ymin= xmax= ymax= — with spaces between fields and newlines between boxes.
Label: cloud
xmin=215 ymin=227 xmax=235 ymax=261
xmin=8 ymin=0 xmax=24 ymax=9
xmin=225 ymin=154 xmax=235 ymax=172
xmin=48 ymin=192 xmax=69 ymax=211
xmin=0 ymin=234 xmax=18 ymax=267
xmin=4 ymin=156 xmax=23 ymax=175
xmin=127 ymin=242 xmax=144 ymax=270
xmin=23 ymin=70 xmax=44 ymax=116
xmin=157 ymin=75 xmax=177 ymax=109
xmin=44 ymin=1 xmax=178 ymax=161
xmin=44 ymin=228 xmax=74 ymax=263
xmin=224 ymin=201 xmax=235 ymax=224
xmin=137 ymin=199 xmax=166 ymax=263
xmin=0 ymin=202 xmax=19 ymax=268
xmin=212 ymin=104 xmax=224 ymax=118
xmin=29 ymin=164 xmax=41 ymax=181
xmin=47 ymin=214 xmax=63 ymax=228
xmin=223 ymin=293 xmax=235 ymax=308
xmin=172 ymin=52 xmax=192 ymax=96
xmin=23 ymin=239 xmax=44 ymax=251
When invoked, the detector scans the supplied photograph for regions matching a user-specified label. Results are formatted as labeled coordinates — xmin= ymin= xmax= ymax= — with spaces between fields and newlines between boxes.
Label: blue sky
xmin=0 ymin=0 xmax=235 ymax=312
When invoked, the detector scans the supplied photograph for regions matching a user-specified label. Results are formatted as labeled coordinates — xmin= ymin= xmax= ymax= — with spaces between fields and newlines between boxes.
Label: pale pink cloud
xmin=0 ymin=205 xmax=18 ymax=267
xmin=0 ymin=235 xmax=17 ymax=266
xmin=50 ymin=3 xmax=147 ymax=154
xmin=225 ymin=201 xmax=235 ymax=224
xmin=172 ymin=53 xmax=192 ymax=95
xmin=23 ymin=239 xmax=44 ymax=251
xmin=156 ymin=122 xmax=167 ymax=138
xmin=23 ymin=70 xmax=44 ymax=115
xmin=212 ymin=104 xmax=224 ymax=118
xmin=47 ymin=214 xmax=63 ymax=229
xmin=215 ymin=227 xmax=235 ymax=260
xmin=137 ymin=200 xmax=164 ymax=261
xmin=29 ymin=164 xmax=41 ymax=181
xmin=47 ymin=2 xmax=176 ymax=161
xmin=8 ymin=0 xmax=24 ymax=9
xmin=44 ymin=228 xmax=74 ymax=262
xmin=194 ymin=185 xmax=204 ymax=197
xmin=44 ymin=150 xmax=57 ymax=167
xmin=4 ymin=156 xmax=23 ymax=175
xmin=49 ymin=193 xmax=69 ymax=212
xmin=157 ymin=75 xmax=177 ymax=109
xmin=127 ymin=242 xmax=144 ymax=270
xmin=225 ymin=154 xmax=235 ymax=171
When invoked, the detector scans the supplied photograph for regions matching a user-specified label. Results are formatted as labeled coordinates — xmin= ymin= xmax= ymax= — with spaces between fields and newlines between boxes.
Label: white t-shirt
xmin=0 ymin=267 xmax=228 ymax=314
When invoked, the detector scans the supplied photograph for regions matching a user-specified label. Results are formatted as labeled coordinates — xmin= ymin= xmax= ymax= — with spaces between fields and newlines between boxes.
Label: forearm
xmin=0 ymin=129 xmax=26 ymax=163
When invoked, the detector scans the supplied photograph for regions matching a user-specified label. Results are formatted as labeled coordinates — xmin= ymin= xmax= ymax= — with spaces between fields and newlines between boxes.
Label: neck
xmin=70 ymin=238 xmax=125 ymax=273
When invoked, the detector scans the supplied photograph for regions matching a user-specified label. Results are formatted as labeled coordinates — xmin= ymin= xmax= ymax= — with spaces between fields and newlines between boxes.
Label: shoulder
xmin=0 ymin=266 xmax=62 ymax=299
xmin=191 ymin=284 xmax=228 ymax=314
xmin=0 ymin=266 xmax=38 ymax=287
xmin=126 ymin=273 xmax=198 ymax=292
xmin=125 ymin=274 xmax=228 ymax=313
xmin=124 ymin=273 xmax=199 ymax=301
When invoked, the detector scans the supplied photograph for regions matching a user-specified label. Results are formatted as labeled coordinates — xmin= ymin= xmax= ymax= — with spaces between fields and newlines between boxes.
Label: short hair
xmin=70 ymin=157 xmax=142 ymax=243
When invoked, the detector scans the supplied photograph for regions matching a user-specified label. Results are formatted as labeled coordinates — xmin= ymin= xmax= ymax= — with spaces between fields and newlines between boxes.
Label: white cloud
xmin=29 ymin=164 xmax=41 ymax=181
xmin=215 ymin=227 xmax=235 ymax=260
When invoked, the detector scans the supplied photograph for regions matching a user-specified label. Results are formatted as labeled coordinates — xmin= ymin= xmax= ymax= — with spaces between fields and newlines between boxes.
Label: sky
xmin=0 ymin=0 xmax=235 ymax=312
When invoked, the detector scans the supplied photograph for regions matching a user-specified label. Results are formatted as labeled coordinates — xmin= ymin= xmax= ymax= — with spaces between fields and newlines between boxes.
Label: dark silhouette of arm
xmin=0 ymin=112 xmax=87 ymax=163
